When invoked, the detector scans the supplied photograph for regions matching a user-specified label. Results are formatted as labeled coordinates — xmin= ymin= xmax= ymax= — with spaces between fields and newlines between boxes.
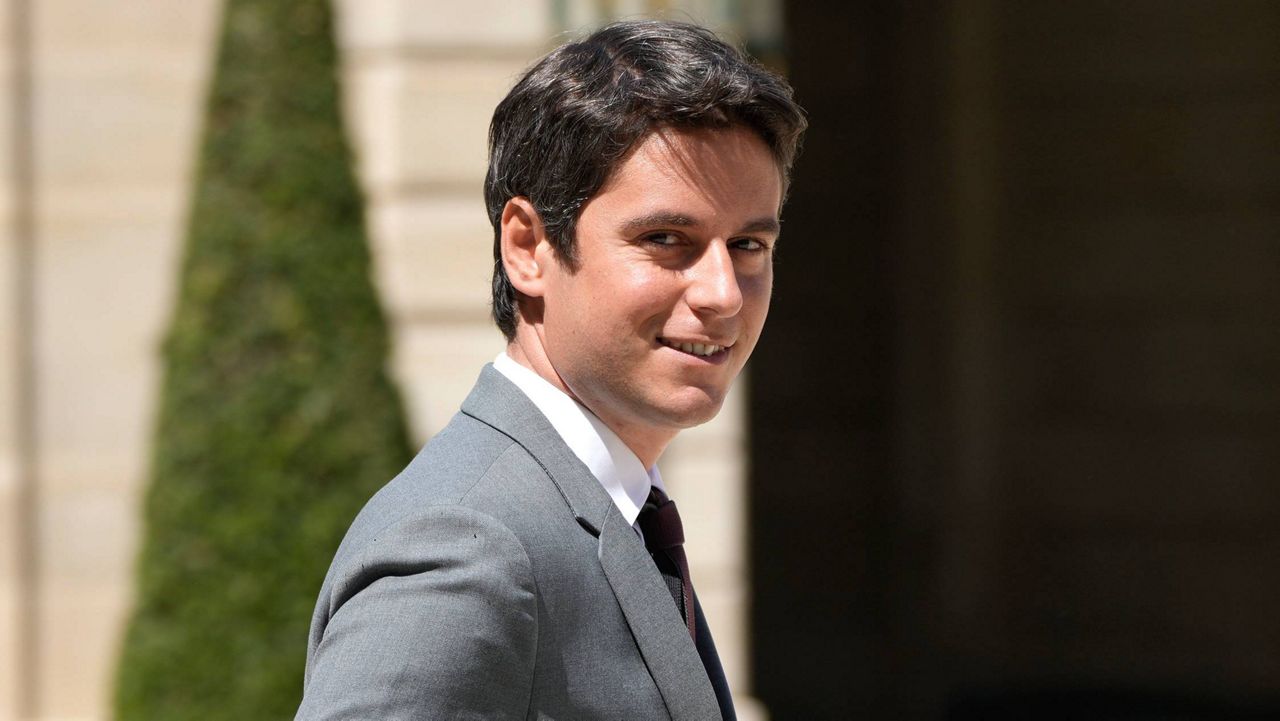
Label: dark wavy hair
xmin=484 ymin=19 xmax=807 ymax=340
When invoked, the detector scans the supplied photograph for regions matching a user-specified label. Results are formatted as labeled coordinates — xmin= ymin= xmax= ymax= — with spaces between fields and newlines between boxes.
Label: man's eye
xmin=643 ymin=232 xmax=681 ymax=246
xmin=732 ymin=238 xmax=768 ymax=252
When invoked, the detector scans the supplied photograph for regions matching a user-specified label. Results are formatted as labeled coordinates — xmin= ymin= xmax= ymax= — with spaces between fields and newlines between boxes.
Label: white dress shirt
xmin=493 ymin=353 xmax=664 ymax=527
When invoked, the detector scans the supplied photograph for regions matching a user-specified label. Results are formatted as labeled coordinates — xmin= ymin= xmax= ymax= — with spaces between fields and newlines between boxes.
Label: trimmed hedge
xmin=114 ymin=0 xmax=413 ymax=717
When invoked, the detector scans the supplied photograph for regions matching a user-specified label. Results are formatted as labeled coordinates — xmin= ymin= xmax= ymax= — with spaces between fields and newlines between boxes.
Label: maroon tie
xmin=638 ymin=487 xmax=696 ymax=641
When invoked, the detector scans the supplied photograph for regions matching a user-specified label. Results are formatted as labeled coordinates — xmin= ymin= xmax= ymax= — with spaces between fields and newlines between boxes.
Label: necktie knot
xmin=639 ymin=490 xmax=685 ymax=552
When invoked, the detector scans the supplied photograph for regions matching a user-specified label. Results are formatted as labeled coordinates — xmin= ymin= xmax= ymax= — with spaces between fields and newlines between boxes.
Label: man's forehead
xmin=629 ymin=125 xmax=777 ymax=177
xmin=595 ymin=126 xmax=784 ymax=210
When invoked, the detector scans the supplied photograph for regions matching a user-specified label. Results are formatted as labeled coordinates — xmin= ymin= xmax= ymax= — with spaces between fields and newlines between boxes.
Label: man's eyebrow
xmin=618 ymin=212 xmax=781 ymax=236
xmin=618 ymin=212 xmax=699 ymax=236
xmin=738 ymin=217 xmax=782 ymax=236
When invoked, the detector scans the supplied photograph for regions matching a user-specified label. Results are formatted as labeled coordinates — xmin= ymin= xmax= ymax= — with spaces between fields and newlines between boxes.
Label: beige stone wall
xmin=2 ymin=1 xmax=773 ymax=718
xmin=2 ymin=2 xmax=223 ymax=718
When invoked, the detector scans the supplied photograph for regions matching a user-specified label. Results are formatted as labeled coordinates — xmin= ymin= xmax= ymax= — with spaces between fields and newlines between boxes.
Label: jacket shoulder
xmin=336 ymin=411 xmax=550 ymax=557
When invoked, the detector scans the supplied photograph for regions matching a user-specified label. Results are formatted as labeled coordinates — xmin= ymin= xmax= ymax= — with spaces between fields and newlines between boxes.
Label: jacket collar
xmin=460 ymin=364 xmax=615 ymax=534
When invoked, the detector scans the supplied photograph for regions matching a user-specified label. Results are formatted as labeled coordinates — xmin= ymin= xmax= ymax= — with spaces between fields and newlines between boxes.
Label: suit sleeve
xmin=296 ymin=505 xmax=538 ymax=720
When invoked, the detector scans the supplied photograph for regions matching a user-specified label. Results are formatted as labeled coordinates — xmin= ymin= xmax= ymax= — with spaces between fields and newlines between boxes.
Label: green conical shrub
xmin=114 ymin=0 xmax=413 ymax=717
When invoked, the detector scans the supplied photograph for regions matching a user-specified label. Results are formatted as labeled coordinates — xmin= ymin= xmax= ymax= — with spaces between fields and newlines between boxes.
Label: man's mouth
xmin=658 ymin=338 xmax=731 ymax=357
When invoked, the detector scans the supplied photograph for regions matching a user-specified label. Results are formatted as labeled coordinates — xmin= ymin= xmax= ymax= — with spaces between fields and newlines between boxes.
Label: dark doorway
xmin=751 ymin=2 xmax=1280 ymax=718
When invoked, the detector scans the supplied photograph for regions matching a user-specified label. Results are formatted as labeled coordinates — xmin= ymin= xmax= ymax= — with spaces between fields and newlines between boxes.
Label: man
xmin=297 ymin=19 xmax=805 ymax=720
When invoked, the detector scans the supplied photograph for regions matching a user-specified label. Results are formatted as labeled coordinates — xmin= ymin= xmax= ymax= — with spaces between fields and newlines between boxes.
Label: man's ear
xmin=500 ymin=197 xmax=550 ymax=298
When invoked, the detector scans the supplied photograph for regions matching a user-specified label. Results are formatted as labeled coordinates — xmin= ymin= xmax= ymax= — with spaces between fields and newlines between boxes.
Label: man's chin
xmin=651 ymin=388 xmax=729 ymax=429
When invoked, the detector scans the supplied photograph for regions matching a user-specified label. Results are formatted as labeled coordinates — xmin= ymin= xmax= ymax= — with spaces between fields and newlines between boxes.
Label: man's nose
xmin=685 ymin=241 xmax=743 ymax=318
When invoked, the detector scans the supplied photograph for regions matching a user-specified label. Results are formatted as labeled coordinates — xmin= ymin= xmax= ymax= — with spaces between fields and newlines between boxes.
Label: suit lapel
xmin=461 ymin=365 xmax=722 ymax=720
xmin=598 ymin=506 xmax=723 ymax=720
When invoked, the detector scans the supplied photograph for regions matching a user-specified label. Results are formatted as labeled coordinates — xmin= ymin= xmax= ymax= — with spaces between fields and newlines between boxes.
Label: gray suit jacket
xmin=296 ymin=365 xmax=728 ymax=720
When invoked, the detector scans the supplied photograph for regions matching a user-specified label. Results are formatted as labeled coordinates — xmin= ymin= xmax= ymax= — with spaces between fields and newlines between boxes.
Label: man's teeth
xmin=664 ymin=340 xmax=724 ymax=356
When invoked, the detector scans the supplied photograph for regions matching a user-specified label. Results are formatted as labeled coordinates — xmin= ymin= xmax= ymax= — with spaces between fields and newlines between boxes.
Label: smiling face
xmin=514 ymin=125 xmax=783 ymax=463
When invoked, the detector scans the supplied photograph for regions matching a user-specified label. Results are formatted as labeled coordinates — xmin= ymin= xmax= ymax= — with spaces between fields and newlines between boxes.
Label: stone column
xmin=21 ymin=2 xmax=220 ymax=716
xmin=1 ymin=0 xmax=31 ymax=715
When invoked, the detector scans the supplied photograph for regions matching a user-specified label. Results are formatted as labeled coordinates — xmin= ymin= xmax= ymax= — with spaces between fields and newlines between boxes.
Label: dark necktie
xmin=638 ymin=487 xmax=737 ymax=720
xmin=638 ymin=487 xmax=696 ymax=641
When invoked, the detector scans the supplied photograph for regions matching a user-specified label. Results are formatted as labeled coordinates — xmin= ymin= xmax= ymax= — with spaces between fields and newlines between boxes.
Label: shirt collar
xmin=493 ymin=352 xmax=662 ymax=526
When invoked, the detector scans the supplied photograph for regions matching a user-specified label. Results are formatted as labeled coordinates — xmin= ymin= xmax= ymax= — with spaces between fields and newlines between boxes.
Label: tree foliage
xmin=115 ymin=0 xmax=413 ymax=716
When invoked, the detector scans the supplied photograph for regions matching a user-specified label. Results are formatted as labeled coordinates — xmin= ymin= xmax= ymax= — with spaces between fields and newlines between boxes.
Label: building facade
xmin=0 ymin=1 xmax=781 ymax=718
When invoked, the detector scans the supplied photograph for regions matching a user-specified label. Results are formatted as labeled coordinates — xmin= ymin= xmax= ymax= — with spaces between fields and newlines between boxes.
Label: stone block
xmin=33 ymin=1 xmax=216 ymax=196
xmin=664 ymin=444 xmax=746 ymax=572
xmin=392 ymin=320 xmax=506 ymax=443
xmin=555 ymin=0 xmax=737 ymax=33
xmin=341 ymin=61 xmax=401 ymax=193
xmin=35 ymin=187 xmax=182 ymax=489
xmin=38 ymin=483 xmax=141 ymax=585
xmin=31 ymin=490 xmax=136 ymax=719
xmin=348 ymin=58 xmax=533 ymax=191
xmin=368 ymin=193 xmax=494 ymax=318
xmin=338 ymin=0 xmax=552 ymax=51
xmin=35 ymin=574 xmax=132 ymax=718
xmin=38 ymin=0 xmax=219 ymax=54
xmin=334 ymin=0 xmax=399 ymax=51
xmin=34 ymin=52 xmax=209 ymax=191
xmin=30 ymin=486 xmax=141 ymax=717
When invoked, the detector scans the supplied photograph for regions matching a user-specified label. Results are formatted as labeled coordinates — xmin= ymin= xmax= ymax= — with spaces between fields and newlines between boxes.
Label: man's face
xmin=536 ymin=125 xmax=783 ymax=444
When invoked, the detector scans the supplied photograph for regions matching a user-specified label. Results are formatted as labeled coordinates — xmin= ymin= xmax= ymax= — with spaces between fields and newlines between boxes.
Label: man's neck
xmin=506 ymin=337 xmax=673 ymax=468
